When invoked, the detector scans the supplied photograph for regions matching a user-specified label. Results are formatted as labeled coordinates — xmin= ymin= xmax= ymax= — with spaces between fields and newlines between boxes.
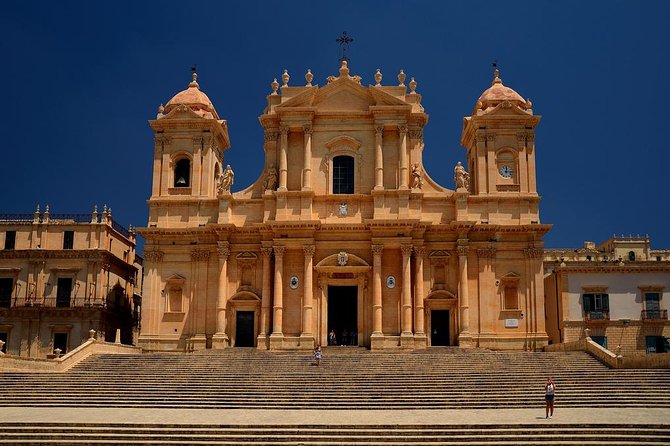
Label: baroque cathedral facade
xmin=137 ymin=61 xmax=549 ymax=351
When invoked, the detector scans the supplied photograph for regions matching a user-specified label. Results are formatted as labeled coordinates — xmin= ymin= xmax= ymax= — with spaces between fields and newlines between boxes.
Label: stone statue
xmin=411 ymin=163 xmax=423 ymax=189
xmin=264 ymin=164 xmax=277 ymax=191
xmin=218 ymin=164 xmax=234 ymax=195
xmin=454 ymin=161 xmax=470 ymax=191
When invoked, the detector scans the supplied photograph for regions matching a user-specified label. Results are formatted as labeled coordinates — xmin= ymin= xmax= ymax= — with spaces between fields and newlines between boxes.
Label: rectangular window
xmin=4 ymin=231 xmax=16 ymax=250
xmin=583 ymin=293 xmax=609 ymax=319
xmin=63 ymin=231 xmax=74 ymax=250
xmin=0 ymin=278 xmax=13 ymax=307
xmin=503 ymin=284 xmax=519 ymax=310
xmin=0 ymin=332 xmax=7 ymax=353
xmin=56 ymin=278 xmax=72 ymax=307
xmin=591 ymin=335 xmax=608 ymax=349
xmin=332 ymin=156 xmax=355 ymax=194
xmin=646 ymin=335 xmax=668 ymax=354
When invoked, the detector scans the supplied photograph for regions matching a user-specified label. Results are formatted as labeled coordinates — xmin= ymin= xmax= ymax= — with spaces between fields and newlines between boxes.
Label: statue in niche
xmin=264 ymin=164 xmax=277 ymax=191
xmin=218 ymin=164 xmax=234 ymax=195
xmin=411 ymin=163 xmax=423 ymax=189
xmin=454 ymin=161 xmax=470 ymax=191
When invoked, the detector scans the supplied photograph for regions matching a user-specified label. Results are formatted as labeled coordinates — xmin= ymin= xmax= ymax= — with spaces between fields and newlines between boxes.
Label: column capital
xmin=264 ymin=130 xmax=279 ymax=142
xmin=303 ymin=124 xmax=313 ymax=135
xmin=371 ymin=244 xmax=384 ymax=255
xmin=273 ymin=245 xmax=286 ymax=257
xmin=144 ymin=250 xmax=164 ymax=263
xmin=398 ymin=124 xmax=408 ymax=134
xmin=476 ymin=246 xmax=496 ymax=258
xmin=217 ymin=243 xmax=230 ymax=260
xmin=413 ymin=246 xmax=426 ymax=257
xmin=524 ymin=247 xmax=544 ymax=259
xmin=375 ymin=125 xmax=384 ymax=136
xmin=401 ymin=244 xmax=413 ymax=257
xmin=261 ymin=246 xmax=274 ymax=257
xmin=457 ymin=245 xmax=469 ymax=257
xmin=191 ymin=249 xmax=211 ymax=262
xmin=279 ymin=125 xmax=289 ymax=136
xmin=409 ymin=129 xmax=423 ymax=140
xmin=303 ymin=245 xmax=315 ymax=257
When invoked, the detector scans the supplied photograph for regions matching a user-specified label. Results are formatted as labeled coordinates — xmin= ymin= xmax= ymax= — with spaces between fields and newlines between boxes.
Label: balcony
xmin=585 ymin=311 xmax=610 ymax=323
xmin=1 ymin=296 xmax=111 ymax=309
xmin=641 ymin=309 xmax=668 ymax=321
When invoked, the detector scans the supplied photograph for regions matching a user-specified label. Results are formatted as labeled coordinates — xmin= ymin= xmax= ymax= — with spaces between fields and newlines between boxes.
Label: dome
xmin=164 ymin=73 xmax=219 ymax=119
xmin=475 ymin=68 xmax=529 ymax=112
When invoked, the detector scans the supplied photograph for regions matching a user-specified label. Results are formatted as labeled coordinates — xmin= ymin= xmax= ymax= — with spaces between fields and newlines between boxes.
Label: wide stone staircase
xmin=1 ymin=348 xmax=668 ymax=409
xmin=1 ymin=348 xmax=669 ymax=444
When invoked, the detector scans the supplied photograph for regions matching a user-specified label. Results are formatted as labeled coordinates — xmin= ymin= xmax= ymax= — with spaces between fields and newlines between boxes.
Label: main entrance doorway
xmin=327 ymin=286 xmax=358 ymax=346
xmin=235 ymin=311 xmax=255 ymax=347
xmin=431 ymin=310 xmax=450 ymax=346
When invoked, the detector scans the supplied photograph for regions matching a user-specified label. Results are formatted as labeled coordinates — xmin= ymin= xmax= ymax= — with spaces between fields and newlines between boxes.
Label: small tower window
xmin=628 ymin=251 xmax=636 ymax=261
xmin=333 ymin=155 xmax=354 ymax=194
xmin=63 ymin=231 xmax=74 ymax=250
xmin=174 ymin=159 xmax=191 ymax=187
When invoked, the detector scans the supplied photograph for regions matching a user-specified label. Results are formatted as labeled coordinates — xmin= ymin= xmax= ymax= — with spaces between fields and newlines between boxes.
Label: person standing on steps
xmin=328 ymin=329 xmax=336 ymax=346
xmin=545 ymin=377 xmax=556 ymax=418
xmin=313 ymin=345 xmax=322 ymax=366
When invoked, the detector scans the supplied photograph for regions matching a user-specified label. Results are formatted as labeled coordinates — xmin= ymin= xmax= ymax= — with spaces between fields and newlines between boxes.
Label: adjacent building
xmin=138 ymin=62 xmax=550 ymax=351
xmin=544 ymin=236 xmax=670 ymax=354
xmin=0 ymin=206 xmax=142 ymax=357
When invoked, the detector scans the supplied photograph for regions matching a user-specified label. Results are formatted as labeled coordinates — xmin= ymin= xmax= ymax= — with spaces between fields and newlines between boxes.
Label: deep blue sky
xmin=1 ymin=1 xmax=669 ymax=251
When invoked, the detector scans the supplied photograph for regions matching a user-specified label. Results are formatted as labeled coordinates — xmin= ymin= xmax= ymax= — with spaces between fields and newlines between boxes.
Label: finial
xmin=409 ymin=77 xmax=417 ymax=94
xmin=35 ymin=204 xmax=40 ymax=213
xmin=158 ymin=103 xmax=164 ymax=114
xmin=189 ymin=65 xmax=199 ymax=88
xmin=339 ymin=59 xmax=349 ymax=77
xmin=102 ymin=204 xmax=108 ymax=215
xmin=271 ymin=78 xmax=279 ymax=95
xmin=108 ymin=207 xmax=112 ymax=217
xmin=282 ymin=69 xmax=290 ymax=87
xmin=93 ymin=205 xmax=98 ymax=213
xmin=397 ymin=69 xmax=406 ymax=87
xmin=374 ymin=69 xmax=382 ymax=86
xmin=525 ymin=98 xmax=532 ymax=109
xmin=45 ymin=205 xmax=50 ymax=213
xmin=336 ymin=31 xmax=354 ymax=62
xmin=305 ymin=69 xmax=313 ymax=86
xmin=492 ymin=60 xmax=501 ymax=85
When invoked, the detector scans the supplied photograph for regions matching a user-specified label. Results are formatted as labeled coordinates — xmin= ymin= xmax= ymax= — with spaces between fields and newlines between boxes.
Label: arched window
xmin=333 ymin=155 xmax=354 ymax=194
xmin=174 ymin=158 xmax=191 ymax=187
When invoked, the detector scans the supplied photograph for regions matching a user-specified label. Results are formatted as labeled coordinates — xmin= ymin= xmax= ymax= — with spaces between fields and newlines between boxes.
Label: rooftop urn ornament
xmin=492 ymin=60 xmax=502 ymax=85
xmin=157 ymin=103 xmax=165 ymax=118
xmin=282 ymin=69 xmax=290 ymax=87
xmin=339 ymin=59 xmax=350 ymax=77
xmin=397 ymin=69 xmax=406 ymax=87
xmin=270 ymin=78 xmax=279 ymax=95
xmin=305 ymin=69 xmax=313 ymax=86
xmin=189 ymin=65 xmax=199 ymax=88
xmin=374 ymin=68 xmax=382 ymax=86
xmin=409 ymin=77 xmax=417 ymax=94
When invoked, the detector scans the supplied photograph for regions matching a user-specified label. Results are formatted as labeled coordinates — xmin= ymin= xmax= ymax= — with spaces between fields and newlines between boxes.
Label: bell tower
xmin=147 ymin=72 xmax=230 ymax=227
xmin=461 ymin=67 xmax=540 ymax=197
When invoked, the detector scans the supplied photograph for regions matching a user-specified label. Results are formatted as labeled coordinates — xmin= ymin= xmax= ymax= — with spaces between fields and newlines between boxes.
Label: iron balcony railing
xmin=641 ymin=309 xmax=668 ymax=320
xmin=585 ymin=311 xmax=610 ymax=321
xmin=0 ymin=296 xmax=132 ymax=311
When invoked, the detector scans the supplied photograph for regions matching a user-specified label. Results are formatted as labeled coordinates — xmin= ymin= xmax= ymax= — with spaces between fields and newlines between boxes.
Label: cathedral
xmin=137 ymin=61 xmax=550 ymax=351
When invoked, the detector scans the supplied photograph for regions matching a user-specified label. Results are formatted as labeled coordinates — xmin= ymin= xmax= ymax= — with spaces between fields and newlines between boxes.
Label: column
xmin=374 ymin=125 xmax=384 ymax=189
xmin=517 ymin=133 xmax=528 ymax=193
xmin=301 ymin=245 xmax=315 ymax=344
xmin=258 ymin=247 xmax=273 ymax=346
xmin=413 ymin=246 xmax=426 ymax=336
xmin=457 ymin=243 xmax=472 ymax=346
xmin=302 ymin=125 xmax=312 ymax=190
xmin=398 ymin=125 xmax=408 ymax=189
xmin=526 ymin=134 xmax=537 ymax=193
xmin=212 ymin=243 xmax=230 ymax=348
xmin=371 ymin=245 xmax=384 ymax=336
xmin=475 ymin=132 xmax=487 ymax=194
xmin=400 ymin=244 xmax=413 ymax=338
xmin=278 ymin=126 xmax=288 ymax=191
xmin=192 ymin=136 xmax=203 ymax=195
xmin=271 ymin=246 xmax=285 ymax=339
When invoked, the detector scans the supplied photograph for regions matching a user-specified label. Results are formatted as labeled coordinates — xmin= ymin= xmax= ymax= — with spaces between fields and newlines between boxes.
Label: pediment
xmin=312 ymin=79 xmax=375 ymax=111
xmin=368 ymin=85 xmax=413 ymax=106
xmin=166 ymin=274 xmax=186 ymax=284
xmin=275 ymin=86 xmax=318 ymax=108
xmin=315 ymin=251 xmax=371 ymax=272
xmin=501 ymin=271 xmax=521 ymax=281
xmin=160 ymin=104 xmax=205 ymax=120
xmin=482 ymin=102 xmax=533 ymax=117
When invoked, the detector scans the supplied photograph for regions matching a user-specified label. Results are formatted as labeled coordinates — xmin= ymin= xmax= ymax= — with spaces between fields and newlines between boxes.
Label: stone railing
xmin=544 ymin=329 xmax=670 ymax=369
xmin=0 ymin=331 xmax=141 ymax=373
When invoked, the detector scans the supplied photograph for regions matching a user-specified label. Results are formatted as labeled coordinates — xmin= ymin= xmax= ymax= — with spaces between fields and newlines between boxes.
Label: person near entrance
xmin=341 ymin=329 xmax=348 ymax=346
xmin=313 ymin=345 xmax=322 ymax=366
xmin=545 ymin=377 xmax=556 ymax=419
xmin=349 ymin=330 xmax=357 ymax=346
xmin=328 ymin=329 xmax=336 ymax=346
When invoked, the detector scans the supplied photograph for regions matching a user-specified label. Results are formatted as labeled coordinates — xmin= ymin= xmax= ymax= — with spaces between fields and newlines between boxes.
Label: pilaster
xmin=212 ymin=243 xmax=230 ymax=349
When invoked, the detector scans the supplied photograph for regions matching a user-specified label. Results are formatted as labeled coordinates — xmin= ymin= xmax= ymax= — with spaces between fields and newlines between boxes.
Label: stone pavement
xmin=1 ymin=407 xmax=668 ymax=426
